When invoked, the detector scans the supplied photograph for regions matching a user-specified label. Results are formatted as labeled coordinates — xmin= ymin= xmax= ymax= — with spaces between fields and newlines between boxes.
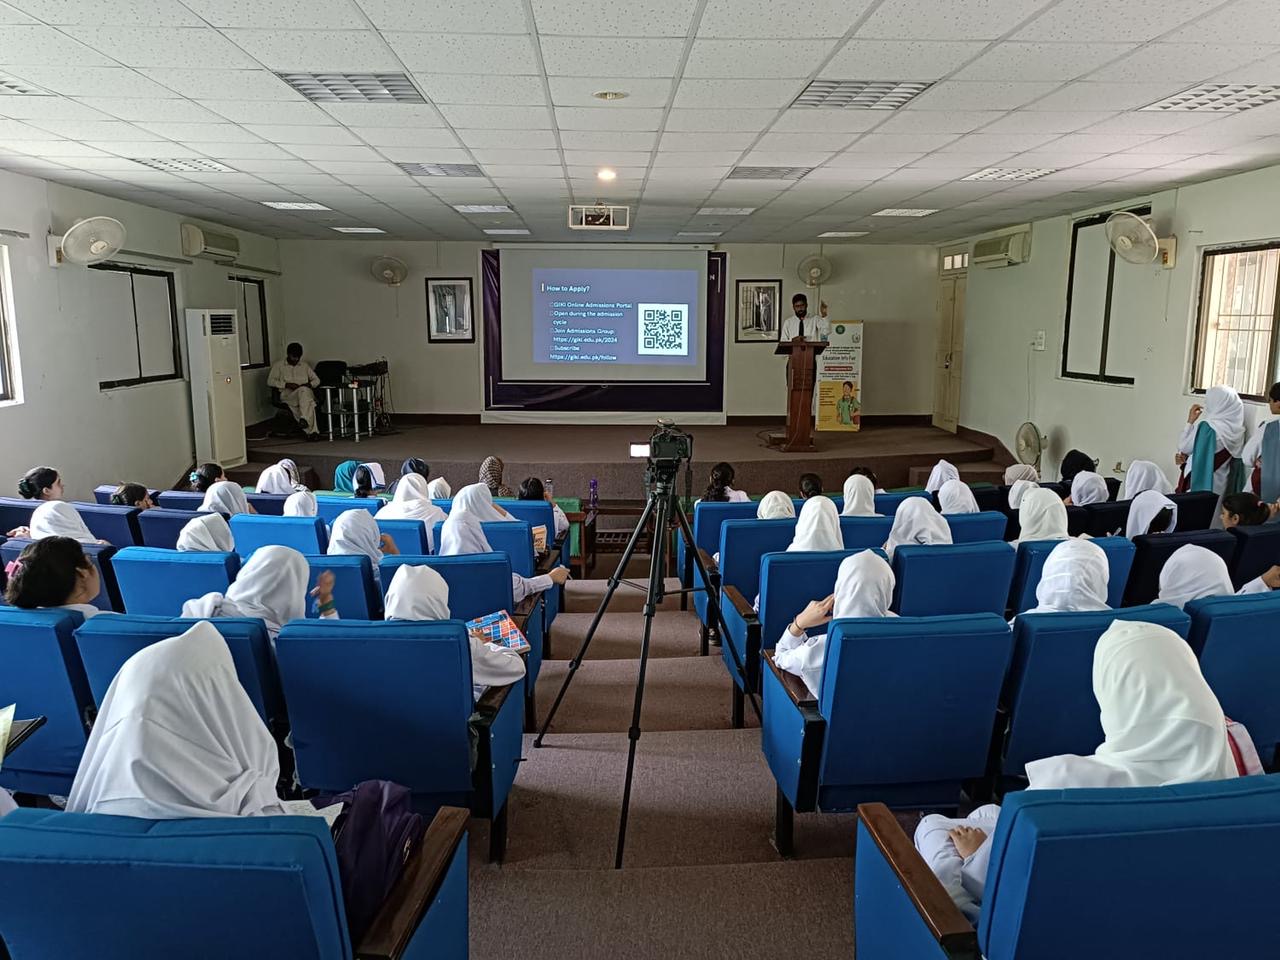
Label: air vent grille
xmin=208 ymin=314 xmax=236 ymax=336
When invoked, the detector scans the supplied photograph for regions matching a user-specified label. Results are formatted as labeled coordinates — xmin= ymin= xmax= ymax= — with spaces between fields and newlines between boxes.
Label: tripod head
xmin=641 ymin=419 xmax=693 ymax=493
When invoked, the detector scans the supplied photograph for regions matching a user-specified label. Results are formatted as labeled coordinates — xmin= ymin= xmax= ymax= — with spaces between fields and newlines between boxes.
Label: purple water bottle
xmin=589 ymin=477 xmax=599 ymax=511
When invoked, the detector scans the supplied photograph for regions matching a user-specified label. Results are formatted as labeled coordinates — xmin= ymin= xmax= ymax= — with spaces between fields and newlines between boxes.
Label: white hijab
xmin=841 ymin=475 xmax=878 ymax=517
xmin=66 ymin=621 xmax=286 ymax=819
xmin=833 ymin=551 xmax=896 ymax=618
xmin=29 ymin=500 xmax=96 ymax=543
xmin=1126 ymin=490 xmax=1177 ymax=539
xmin=360 ymin=462 xmax=386 ymax=488
xmin=384 ymin=563 xmax=451 ymax=621
xmin=254 ymin=463 xmax=299 ymax=496
xmin=181 ymin=545 xmax=309 ymax=636
xmin=202 ymin=480 xmax=251 ymax=516
xmin=1016 ymin=487 xmax=1069 ymax=543
xmin=756 ymin=490 xmax=796 ymax=520
xmin=1003 ymin=464 xmax=1039 ymax=485
xmin=1123 ymin=460 xmax=1172 ymax=499
xmin=1026 ymin=538 xmax=1110 ymax=613
xmin=1025 ymin=619 xmax=1236 ymax=789
xmin=1200 ymin=385 xmax=1247 ymax=457
xmin=788 ymin=496 xmax=843 ymax=552
xmin=938 ymin=479 xmax=979 ymax=515
xmin=1156 ymin=544 xmax=1234 ymax=610
xmin=426 ymin=477 xmax=451 ymax=500
xmin=176 ymin=513 xmax=234 ymax=553
xmin=1007 ymin=479 xmax=1037 ymax=510
xmin=327 ymin=509 xmax=383 ymax=563
xmin=1070 ymin=471 xmax=1109 ymax=506
xmin=439 ymin=483 xmax=497 ymax=555
xmin=283 ymin=490 xmax=317 ymax=517
xmin=925 ymin=459 xmax=959 ymax=494
xmin=376 ymin=474 xmax=448 ymax=549
xmin=883 ymin=498 xmax=952 ymax=560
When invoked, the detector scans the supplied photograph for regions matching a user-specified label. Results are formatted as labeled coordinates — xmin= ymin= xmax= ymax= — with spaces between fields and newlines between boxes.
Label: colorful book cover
xmin=466 ymin=610 xmax=530 ymax=654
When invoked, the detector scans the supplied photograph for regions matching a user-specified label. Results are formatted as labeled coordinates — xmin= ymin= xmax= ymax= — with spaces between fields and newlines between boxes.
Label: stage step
xmin=906 ymin=459 xmax=1009 ymax=488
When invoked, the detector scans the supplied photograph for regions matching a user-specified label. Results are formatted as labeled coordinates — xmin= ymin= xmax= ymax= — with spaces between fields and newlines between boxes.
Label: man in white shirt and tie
xmin=779 ymin=293 xmax=829 ymax=342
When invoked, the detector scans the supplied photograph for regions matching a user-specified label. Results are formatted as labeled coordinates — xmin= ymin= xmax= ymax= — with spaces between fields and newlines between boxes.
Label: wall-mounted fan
xmin=1105 ymin=211 xmax=1177 ymax=269
xmin=58 ymin=216 xmax=126 ymax=265
xmin=370 ymin=256 xmax=408 ymax=286
xmin=1015 ymin=421 xmax=1045 ymax=471
xmin=797 ymin=254 xmax=833 ymax=287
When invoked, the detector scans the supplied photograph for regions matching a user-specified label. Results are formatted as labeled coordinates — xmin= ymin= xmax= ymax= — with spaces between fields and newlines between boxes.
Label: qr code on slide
xmin=637 ymin=303 xmax=689 ymax=356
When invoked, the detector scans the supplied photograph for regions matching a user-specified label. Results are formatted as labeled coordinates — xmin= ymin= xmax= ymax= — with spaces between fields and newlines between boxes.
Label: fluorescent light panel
xmin=277 ymin=73 xmax=425 ymax=104
xmin=962 ymin=167 xmax=1056 ymax=182
xmin=677 ymin=231 xmax=721 ymax=237
xmin=484 ymin=228 xmax=530 ymax=235
xmin=453 ymin=204 xmax=512 ymax=213
xmin=1141 ymin=84 xmax=1280 ymax=113
xmin=261 ymin=200 xmax=330 ymax=210
xmin=396 ymin=162 xmax=484 ymax=178
xmin=872 ymin=208 xmax=937 ymax=217
xmin=130 ymin=157 xmax=235 ymax=173
xmin=793 ymin=80 xmax=932 ymax=110
xmin=331 ymin=226 xmax=385 ymax=233
xmin=698 ymin=207 xmax=755 ymax=215
xmin=727 ymin=166 xmax=812 ymax=180
xmin=818 ymin=231 xmax=869 ymax=238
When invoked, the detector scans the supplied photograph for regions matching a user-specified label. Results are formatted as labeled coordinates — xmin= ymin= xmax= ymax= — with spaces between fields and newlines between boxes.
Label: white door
xmin=932 ymin=275 xmax=966 ymax=432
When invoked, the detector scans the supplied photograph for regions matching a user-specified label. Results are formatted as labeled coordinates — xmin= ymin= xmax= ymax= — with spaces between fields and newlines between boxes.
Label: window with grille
xmin=230 ymin=275 xmax=269 ymax=368
xmin=1192 ymin=244 xmax=1280 ymax=401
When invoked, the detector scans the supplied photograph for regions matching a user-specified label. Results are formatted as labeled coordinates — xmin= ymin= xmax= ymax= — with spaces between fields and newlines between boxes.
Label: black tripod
xmin=533 ymin=460 xmax=762 ymax=868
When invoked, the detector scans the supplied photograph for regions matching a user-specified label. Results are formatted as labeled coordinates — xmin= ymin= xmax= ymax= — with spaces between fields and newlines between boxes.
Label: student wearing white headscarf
xmin=1156 ymin=544 xmax=1234 ymax=610
xmin=916 ymin=618 xmax=1241 ymax=921
xmin=1024 ymin=538 xmax=1110 ymax=614
xmin=938 ymin=479 xmax=979 ymax=515
xmin=28 ymin=500 xmax=99 ymax=544
xmin=773 ymin=551 xmax=896 ymax=697
xmin=1013 ymin=487 xmax=1069 ymax=547
xmin=283 ymin=490 xmax=318 ymax=517
xmin=384 ymin=564 xmax=525 ymax=700
xmin=756 ymin=490 xmax=796 ymax=520
xmin=1003 ymin=464 xmax=1038 ymax=485
xmin=1177 ymin=385 xmax=1247 ymax=501
xmin=841 ymin=474 xmax=879 ymax=517
xmin=254 ymin=462 xmax=302 ymax=496
xmin=1122 ymin=460 xmax=1172 ymax=500
xmin=1007 ymin=479 xmax=1037 ymax=510
xmin=788 ymin=496 xmax=843 ymax=552
xmin=176 ymin=513 xmax=234 ymax=553
xmin=182 ymin=545 xmax=334 ymax=636
xmin=66 ymin=621 xmax=287 ymax=819
xmin=327 ymin=509 xmax=397 ymax=563
xmin=376 ymin=474 xmax=447 ymax=551
xmin=1125 ymin=490 xmax=1178 ymax=539
xmin=1067 ymin=471 xmax=1108 ymax=506
xmin=882 ymin=498 xmax=952 ymax=560
xmin=201 ymin=480 xmax=254 ymax=516
xmin=426 ymin=477 xmax=451 ymax=500
xmin=438 ymin=484 xmax=569 ymax=602
xmin=924 ymin=459 xmax=959 ymax=494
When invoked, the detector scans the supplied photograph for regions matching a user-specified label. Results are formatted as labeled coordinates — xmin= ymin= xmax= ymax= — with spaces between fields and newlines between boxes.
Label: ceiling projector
xmin=568 ymin=204 xmax=630 ymax=231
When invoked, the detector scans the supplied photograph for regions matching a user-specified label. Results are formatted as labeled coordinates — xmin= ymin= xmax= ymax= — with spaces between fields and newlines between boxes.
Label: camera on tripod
xmin=630 ymin=419 xmax=693 ymax=484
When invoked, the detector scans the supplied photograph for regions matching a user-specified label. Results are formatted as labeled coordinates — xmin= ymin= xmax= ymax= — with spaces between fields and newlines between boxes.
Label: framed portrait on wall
xmin=735 ymin=279 xmax=782 ymax=343
xmin=426 ymin=277 xmax=475 ymax=343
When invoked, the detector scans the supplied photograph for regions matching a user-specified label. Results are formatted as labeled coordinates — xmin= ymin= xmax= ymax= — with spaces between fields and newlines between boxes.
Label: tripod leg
xmin=534 ymin=496 xmax=658 ymax=748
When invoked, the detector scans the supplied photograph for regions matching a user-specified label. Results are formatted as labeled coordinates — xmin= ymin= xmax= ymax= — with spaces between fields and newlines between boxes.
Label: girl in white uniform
xmin=1011 ymin=487 xmax=1069 ymax=548
xmin=924 ymin=459 xmax=959 ymax=494
xmin=1122 ymin=460 xmax=1172 ymax=500
xmin=176 ymin=513 xmax=234 ymax=553
xmin=700 ymin=462 xmax=750 ymax=503
xmin=28 ymin=501 xmax=100 ymax=544
xmin=375 ymin=474 xmax=448 ymax=551
xmin=841 ymin=474 xmax=878 ymax=517
xmin=284 ymin=490 xmax=318 ymax=517
xmin=1156 ymin=544 xmax=1235 ymax=610
xmin=757 ymin=490 xmax=796 ymax=520
xmin=1125 ymin=490 xmax=1177 ymax=539
xmin=201 ymin=480 xmax=254 ymax=516
xmin=4 ymin=536 xmax=109 ymax=620
xmin=1022 ymin=538 xmax=1109 ymax=614
xmin=182 ymin=545 xmax=336 ymax=636
xmin=427 ymin=477 xmax=451 ymax=500
xmin=938 ymin=479 xmax=979 ymax=515
xmin=327 ymin=509 xmax=398 ymax=563
xmin=882 ymin=498 xmax=952 ymax=560
xmin=254 ymin=461 xmax=303 ymax=496
xmin=1176 ymin=385 xmax=1246 ymax=504
xmin=1067 ymin=471 xmax=1108 ymax=506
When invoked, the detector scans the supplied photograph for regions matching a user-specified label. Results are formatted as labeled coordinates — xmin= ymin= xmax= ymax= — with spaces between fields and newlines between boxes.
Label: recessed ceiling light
xmin=331 ymin=226 xmax=385 ymax=233
xmin=872 ymin=208 xmax=938 ymax=217
xmin=130 ymin=157 xmax=235 ymax=174
xmin=597 ymin=167 xmax=617 ymax=181
xmin=962 ymin=167 xmax=1056 ymax=182
xmin=677 ymin=231 xmax=722 ymax=238
xmin=1141 ymin=84 xmax=1280 ymax=113
xmin=0 ymin=72 xmax=49 ymax=95
xmin=261 ymin=200 xmax=331 ymax=210
xmin=453 ymin=204 xmax=513 ymax=214
xmin=698 ymin=207 xmax=755 ymax=215
xmin=593 ymin=90 xmax=629 ymax=101
xmin=484 ymin=228 xmax=531 ymax=235
xmin=818 ymin=231 xmax=869 ymax=238
xmin=792 ymin=80 xmax=932 ymax=110
xmin=728 ymin=166 xmax=813 ymax=180
xmin=396 ymin=162 xmax=484 ymax=177
xmin=277 ymin=72 xmax=425 ymax=104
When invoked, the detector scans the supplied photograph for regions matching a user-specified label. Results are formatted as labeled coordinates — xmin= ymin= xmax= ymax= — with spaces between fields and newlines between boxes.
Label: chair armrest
xmin=355 ymin=806 xmax=469 ymax=960
xmin=696 ymin=547 xmax=720 ymax=579
xmin=856 ymin=803 xmax=978 ymax=956
xmin=513 ymin=591 xmax=540 ymax=624
xmin=763 ymin=650 xmax=816 ymax=708
xmin=721 ymin=584 xmax=757 ymax=624
xmin=535 ymin=543 xmax=563 ymax=574
xmin=474 ymin=678 xmax=517 ymax=718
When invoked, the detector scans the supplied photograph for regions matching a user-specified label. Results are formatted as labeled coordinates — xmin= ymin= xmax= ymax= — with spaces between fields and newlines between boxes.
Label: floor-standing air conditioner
xmin=186 ymin=308 xmax=246 ymax=468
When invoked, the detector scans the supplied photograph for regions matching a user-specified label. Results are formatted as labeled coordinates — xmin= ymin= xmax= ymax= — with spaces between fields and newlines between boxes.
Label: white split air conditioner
xmin=972 ymin=231 xmax=1031 ymax=268
xmin=568 ymin=204 xmax=631 ymax=231
xmin=185 ymin=308 xmax=246 ymax=468
xmin=180 ymin=223 xmax=240 ymax=262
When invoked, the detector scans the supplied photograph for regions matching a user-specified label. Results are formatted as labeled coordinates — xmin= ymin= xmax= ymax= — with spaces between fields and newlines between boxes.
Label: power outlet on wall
xmin=1032 ymin=331 xmax=1046 ymax=352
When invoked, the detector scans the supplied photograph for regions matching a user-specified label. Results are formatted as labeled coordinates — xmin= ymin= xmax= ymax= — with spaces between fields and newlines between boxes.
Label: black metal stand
xmin=532 ymin=469 xmax=761 ymax=868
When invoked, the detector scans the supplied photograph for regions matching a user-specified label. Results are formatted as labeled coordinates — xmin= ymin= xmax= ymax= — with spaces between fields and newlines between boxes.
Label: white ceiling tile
xmin=909 ymin=81 xmax=1062 ymax=111
xmin=227 ymin=158 xmax=318 ymax=173
xmin=531 ymin=0 xmax=698 ymax=36
xmin=673 ymin=79 xmax=806 ymax=109
xmin=140 ymin=69 xmax=300 ymax=100
xmin=307 ymin=160 xmax=404 ymax=175
xmin=539 ymin=37 xmax=685 ymax=78
xmin=439 ymin=104 xmax=553 ymax=129
xmin=956 ymin=42 xmax=1137 ymax=81
xmin=801 ymin=166 xmax=893 ymax=181
xmin=1026 ymin=81 xmax=1188 ymax=111
xmin=560 ymin=149 xmax=650 ymax=165
xmin=0 ymin=96 xmax=111 ymax=121
xmin=1088 ymin=44 xmax=1280 ymax=84
xmin=6 ymin=0 xmax=199 ymax=23
xmin=253 ymin=172 xmax=337 ymax=186
xmin=385 ymin=32 xmax=538 ymax=73
xmin=328 ymin=174 xmax=415 ymax=187
xmin=566 ymin=165 xmax=647 ymax=180
xmin=1045 ymin=132 xmax=1160 ymax=153
xmin=1082 ymin=113 xmax=1221 ymax=137
xmin=136 ymin=121 xmax=261 ymax=142
xmin=286 ymin=143 xmax=383 ymax=161
xmin=824 ymin=151 xmax=921 ymax=167
xmin=352 ymin=127 xmax=461 ymax=148
xmin=376 ymin=146 xmax=473 ymax=163
xmin=558 ymin=130 xmax=657 ymax=151
xmin=224 ymin=29 xmax=402 ymax=71
xmin=684 ymin=39 xmax=838 ymax=79
xmin=699 ymin=0 xmax=877 ymax=38
xmin=663 ymin=108 xmax=777 ymax=132
xmin=752 ymin=131 xmax=858 ymax=152
xmin=457 ymin=128 xmax=558 ymax=149
xmin=417 ymin=74 xmax=547 ymax=106
xmin=243 ymin=124 xmax=358 ymax=145
xmin=94 ymin=141 xmax=204 ymax=158
xmin=194 ymin=100 xmax=332 ymax=125
xmin=74 ymin=98 xmax=220 ymax=123
xmin=8 ymin=66 xmax=177 ymax=98
xmin=768 ymin=110 xmax=885 ymax=134
xmin=846 ymin=132 xmax=959 ymax=152
xmin=940 ymin=132 xmax=1059 ymax=152
xmin=659 ymin=130 xmax=755 ymax=151
xmin=548 ymin=77 xmax=672 ymax=109
xmin=651 ymin=150 xmax=745 ymax=166
xmin=357 ymin=0 xmax=527 ymax=32
xmin=555 ymin=107 xmax=665 ymax=131
xmin=186 ymin=141 xmax=295 ymax=159
xmin=0 ymin=118 xmax=53 ymax=139
xmin=1017 ymin=0 xmax=1216 ymax=41
xmin=857 ymin=0 xmax=1056 ymax=40
xmin=67 ymin=26 xmax=259 ymax=67
xmin=0 ymin=25 xmax=115 ymax=64
xmin=1210 ymin=50 xmax=1280 ymax=84
xmin=978 ymin=110 xmax=1116 ymax=133
xmin=32 ymin=154 xmax=147 ymax=171
xmin=741 ymin=150 xmax=833 ymax=166
xmin=912 ymin=151 xmax=1011 ymax=168
xmin=820 ymin=40 xmax=987 ymax=80
xmin=28 ymin=119 xmax=162 ymax=141
xmin=475 ymin=164 xmax=564 ymax=179
xmin=9 ymin=139 xmax=110 ymax=157
xmin=1096 ymin=153 xmax=1196 ymax=169
xmin=180 ymin=0 xmax=367 ymax=28
xmin=877 ymin=110 xmax=1007 ymax=135
xmin=319 ymin=102 xmax=443 ymax=126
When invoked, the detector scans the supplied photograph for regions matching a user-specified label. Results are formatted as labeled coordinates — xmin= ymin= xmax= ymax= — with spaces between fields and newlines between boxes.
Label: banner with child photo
xmin=816 ymin=321 xmax=863 ymax=433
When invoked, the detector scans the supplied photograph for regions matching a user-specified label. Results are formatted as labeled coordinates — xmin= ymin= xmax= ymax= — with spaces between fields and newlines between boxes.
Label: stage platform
xmin=244 ymin=421 xmax=1008 ymax=500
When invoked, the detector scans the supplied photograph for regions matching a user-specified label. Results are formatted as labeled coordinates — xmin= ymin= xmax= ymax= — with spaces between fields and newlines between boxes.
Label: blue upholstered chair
xmin=71 ymin=502 xmax=141 ymax=547
xmin=0 ymin=608 xmax=94 ymax=795
xmin=678 ymin=500 xmax=757 ymax=590
xmin=155 ymin=490 xmax=206 ymax=511
xmin=695 ymin=518 xmax=796 ymax=643
xmin=1082 ymin=499 xmax=1131 ymax=538
xmin=244 ymin=491 xmax=289 ymax=515
xmin=315 ymin=496 xmax=380 ymax=525
xmin=875 ymin=491 xmax=929 ymax=515
xmin=999 ymin=605 xmax=1190 ymax=780
xmin=943 ymin=511 xmax=1008 ymax=544
xmin=230 ymin=514 xmax=328 ymax=557
xmin=430 ymin=520 xmax=536 ymax=576
xmin=110 ymin=547 xmax=239 ymax=617
xmin=377 ymin=518 xmax=430 ymax=556
xmin=0 ymin=540 xmax=120 ymax=612
xmin=0 ymin=806 xmax=470 ymax=960
xmin=1226 ymin=522 xmax=1280 ymax=589
xmin=1007 ymin=536 xmax=1136 ymax=614
xmin=1123 ymin=530 xmax=1237 ymax=606
xmin=892 ymin=542 xmax=1016 ymax=617
xmin=91 ymin=484 xmax=118 ymax=505
xmin=1169 ymin=490 xmax=1220 ymax=531
xmin=0 ymin=497 xmax=38 ymax=533
xmin=137 ymin=508 xmax=212 ymax=550
xmin=304 ymin=554 xmax=381 ymax=620
xmin=854 ymin=775 xmax=1280 ymax=960
xmin=764 ymin=614 xmax=1012 ymax=853
xmin=277 ymin=618 xmax=522 ymax=862
xmin=839 ymin=515 xmax=894 ymax=549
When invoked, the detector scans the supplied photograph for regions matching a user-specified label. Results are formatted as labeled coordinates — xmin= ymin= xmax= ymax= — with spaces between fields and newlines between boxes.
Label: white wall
xmin=0 ymin=170 xmax=282 ymax=500
xmin=278 ymin=239 xmax=939 ymax=418
xmin=960 ymin=163 xmax=1280 ymax=481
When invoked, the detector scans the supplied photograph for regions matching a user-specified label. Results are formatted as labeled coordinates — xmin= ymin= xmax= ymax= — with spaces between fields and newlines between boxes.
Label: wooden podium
xmin=769 ymin=338 xmax=826 ymax=453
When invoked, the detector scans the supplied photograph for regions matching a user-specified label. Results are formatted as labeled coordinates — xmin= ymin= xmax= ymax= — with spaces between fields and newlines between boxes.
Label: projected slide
xmin=532 ymin=268 xmax=700 ymax=367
